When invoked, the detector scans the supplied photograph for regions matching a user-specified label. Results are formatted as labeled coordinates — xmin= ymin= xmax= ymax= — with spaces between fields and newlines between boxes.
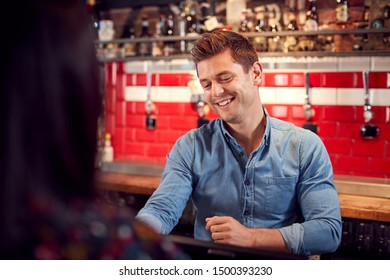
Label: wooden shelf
xmin=96 ymin=171 xmax=390 ymax=222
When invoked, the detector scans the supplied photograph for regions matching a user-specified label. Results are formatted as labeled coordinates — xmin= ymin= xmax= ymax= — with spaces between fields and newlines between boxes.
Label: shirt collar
xmin=220 ymin=106 xmax=271 ymax=147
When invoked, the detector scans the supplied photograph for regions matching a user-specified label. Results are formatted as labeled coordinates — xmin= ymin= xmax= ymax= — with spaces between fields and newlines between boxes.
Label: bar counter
xmin=96 ymin=170 xmax=390 ymax=223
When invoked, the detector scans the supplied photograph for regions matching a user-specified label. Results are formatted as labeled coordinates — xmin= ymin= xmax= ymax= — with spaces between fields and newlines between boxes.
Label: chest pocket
xmin=264 ymin=176 xmax=298 ymax=214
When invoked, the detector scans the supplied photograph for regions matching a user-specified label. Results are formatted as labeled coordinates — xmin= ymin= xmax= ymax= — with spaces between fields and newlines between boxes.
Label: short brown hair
xmin=191 ymin=30 xmax=258 ymax=73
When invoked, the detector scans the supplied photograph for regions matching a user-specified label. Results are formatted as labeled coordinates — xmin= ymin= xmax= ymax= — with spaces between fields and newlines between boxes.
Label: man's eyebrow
xmin=200 ymin=71 xmax=234 ymax=81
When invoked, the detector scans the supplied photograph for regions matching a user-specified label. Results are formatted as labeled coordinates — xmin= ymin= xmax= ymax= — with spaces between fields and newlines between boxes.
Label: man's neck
xmin=226 ymin=110 xmax=266 ymax=156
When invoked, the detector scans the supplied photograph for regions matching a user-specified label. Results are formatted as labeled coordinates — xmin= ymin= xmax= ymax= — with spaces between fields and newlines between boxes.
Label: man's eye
xmin=220 ymin=76 xmax=232 ymax=82
xmin=202 ymin=84 xmax=211 ymax=90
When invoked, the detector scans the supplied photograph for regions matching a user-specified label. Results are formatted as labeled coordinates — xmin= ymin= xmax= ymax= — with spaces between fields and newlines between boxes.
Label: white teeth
xmin=218 ymin=99 xmax=232 ymax=106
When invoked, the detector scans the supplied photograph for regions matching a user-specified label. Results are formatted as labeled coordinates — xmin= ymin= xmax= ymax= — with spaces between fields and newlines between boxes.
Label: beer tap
xmin=302 ymin=72 xmax=318 ymax=134
xmin=188 ymin=73 xmax=209 ymax=128
xmin=145 ymin=62 xmax=157 ymax=130
xmin=360 ymin=71 xmax=379 ymax=139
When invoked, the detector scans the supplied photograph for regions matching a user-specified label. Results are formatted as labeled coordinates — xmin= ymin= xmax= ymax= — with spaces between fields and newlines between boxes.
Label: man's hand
xmin=205 ymin=215 xmax=290 ymax=253
xmin=205 ymin=216 xmax=255 ymax=247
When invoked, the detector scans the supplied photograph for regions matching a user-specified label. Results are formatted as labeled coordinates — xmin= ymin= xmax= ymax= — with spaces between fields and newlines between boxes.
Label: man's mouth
xmin=216 ymin=98 xmax=234 ymax=107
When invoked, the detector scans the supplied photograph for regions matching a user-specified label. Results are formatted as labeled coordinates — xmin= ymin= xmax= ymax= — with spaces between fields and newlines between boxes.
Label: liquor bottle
xmin=253 ymin=7 xmax=268 ymax=52
xmin=267 ymin=9 xmax=281 ymax=52
xmin=163 ymin=13 xmax=176 ymax=56
xmin=336 ymin=0 xmax=349 ymax=23
xmin=304 ymin=0 xmax=318 ymax=31
xmin=180 ymin=0 xmax=199 ymax=34
xmin=239 ymin=9 xmax=251 ymax=32
xmin=179 ymin=0 xmax=200 ymax=53
xmin=102 ymin=133 xmax=114 ymax=162
xmin=122 ymin=25 xmax=137 ymax=57
xmin=284 ymin=10 xmax=299 ymax=52
xmin=138 ymin=15 xmax=151 ymax=56
xmin=152 ymin=16 xmax=164 ymax=57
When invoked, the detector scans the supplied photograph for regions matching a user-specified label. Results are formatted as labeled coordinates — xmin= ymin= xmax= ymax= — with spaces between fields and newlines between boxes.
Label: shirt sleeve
xmin=279 ymin=130 xmax=342 ymax=256
xmin=136 ymin=132 xmax=195 ymax=234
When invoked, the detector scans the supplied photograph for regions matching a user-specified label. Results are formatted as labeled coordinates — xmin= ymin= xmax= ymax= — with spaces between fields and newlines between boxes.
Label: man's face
xmin=197 ymin=49 xmax=261 ymax=125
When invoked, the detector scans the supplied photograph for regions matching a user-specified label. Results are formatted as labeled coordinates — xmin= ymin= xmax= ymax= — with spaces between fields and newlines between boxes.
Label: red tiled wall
xmin=105 ymin=63 xmax=390 ymax=178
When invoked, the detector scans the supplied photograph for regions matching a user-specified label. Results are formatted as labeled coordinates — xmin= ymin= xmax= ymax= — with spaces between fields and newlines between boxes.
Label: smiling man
xmin=136 ymin=30 xmax=341 ymax=257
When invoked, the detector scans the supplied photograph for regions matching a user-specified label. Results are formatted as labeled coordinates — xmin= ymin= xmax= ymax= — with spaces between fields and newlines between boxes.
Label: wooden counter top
xmin=96 ymin=171 xmax=390 ymax=223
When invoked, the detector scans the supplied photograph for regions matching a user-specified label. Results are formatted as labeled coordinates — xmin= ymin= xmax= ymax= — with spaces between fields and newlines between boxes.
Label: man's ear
xmin=253 ymin=61 xmax=263 ymax=86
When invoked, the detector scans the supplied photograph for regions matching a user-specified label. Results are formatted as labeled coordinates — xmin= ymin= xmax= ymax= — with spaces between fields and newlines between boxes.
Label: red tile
xmin=372 ymin=106 xmax=390 ymax=124
xmin=292 ymin=120 xmax=305 ymax=128
xmin=124 ymin=143 xmax=146 ymax=156
xmin=154 ymin=115 xmax=170 ymax=129
xmin=125 ymin=128 xmax=135 ymax=142
xmin=126 ymin=74 xmax=135 ymax=86
xmin=322 ymin=138 xmax=352 ymax=155
xmin=368 ymin=158 xmax=390 ymax=176
xmin=170 ymin=116 xmax=198 ymax=130
xmin=369 ymin=72 xmax=390 ymax=89
xmin=335 ymin=156 xmax=368 ymax=173
xmin=105 ymin=86 xmax=116 ymax=113
xmin=268 ymin=105 xmax=289 ymax=119
xmin=183 ymin=103 xmax=200 ymax=116
xmin=104 ymin=62 xmax=116 ymax=86
xmin=126 ymin=102 xmax=136 ymax=114
xmin=147 ymin=144 xmax=171 ymax=157
xmin=178 ymin=73 xmax=194 ymax=87
xmin=385 ymin=141 xmax=390 ymax=157
xmin=377 ymin=123 xmax=390 ymax=139
xmin=290 ymin=73 xmax=305 ymax=87
xmin=126 ymin=114 xmax=144 ymax=128
xmin=158 ymin=130 xmax=185 ymax=143
xmin=135 ymin=102 xmax=147 ymax=114
xmin=135 ymin=73 xmax=156 ymax=86
xmin=158 ymin=73 xmax=192 ymax=87
xmin=318 ymin=122 xmax=338 ymax=137
xmin=115 ymin=72 xmax=126 ymax=101
xmin=322 ymin=106 xmax=354 ymax=122
xmin=115 ymin=101 xmax=126 ymax=127
xmin=105 ymin=113 xmax=116 ymax=135
xmin=113 ymin=127 xmax=125 ymax=155
xmin=352 ymin=139 xmax=385 ymax=157
xmin=337 ymin=122 xmax=362 ymax=138
xmin=321 ymin=72 xmax=358 ymax=88
xmin=309 ymin=72 xmax=321 ymax=87
xmin=157 ymin=103 xmax=184 ymax=116
xmin=291 ymin=105 xmax=305 ymax=119
xmin=135 ymin=129 xmax=158 ymax=143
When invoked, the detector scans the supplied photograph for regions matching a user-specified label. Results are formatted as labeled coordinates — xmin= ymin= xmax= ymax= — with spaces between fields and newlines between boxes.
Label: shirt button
xmin=244 ymin=180 xmax=250 ymax=185
xmin=244 ymin=211 xmax=250 ymax=216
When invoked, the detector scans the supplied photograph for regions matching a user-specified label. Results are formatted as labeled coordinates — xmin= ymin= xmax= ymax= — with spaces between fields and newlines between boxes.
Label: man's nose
xmin=211 ymin=82 xmax=224 ymax=96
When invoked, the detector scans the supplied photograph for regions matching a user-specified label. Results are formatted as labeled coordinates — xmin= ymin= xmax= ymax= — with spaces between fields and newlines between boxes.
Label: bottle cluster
xmin=91 ymin=0 xmax=390 ymax=59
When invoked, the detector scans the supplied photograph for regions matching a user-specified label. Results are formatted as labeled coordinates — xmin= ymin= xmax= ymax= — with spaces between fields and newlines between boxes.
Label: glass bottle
xmin=267 ymin=9 xmax=281 ymax=52
xmin=138 ymin=15 xmax=151 ymax=56
xmin=164 ymin=13 xmax=176 ymax=56
xmin=336 ymin=0 xmax=349 ymax=23
xmin=179 ymin=0 xmax=200 ymax=53
xmin=284 ymin=10 xmax=299 ymax=52
xmin=252 ymin=7 xmax=268 ymax=52
xmin=304 ymin=0 xmax=318 ymax=31
xmin=122 ymin=26 xmax=136 ymax=57
xmin=152 ymin=16 xmax=164 ymax=57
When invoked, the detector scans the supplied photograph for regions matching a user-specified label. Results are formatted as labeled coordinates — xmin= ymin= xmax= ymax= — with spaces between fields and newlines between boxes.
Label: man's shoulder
xmin=175 ymin=118 xmax=221 ymax=144
xmin=269 ymin=117 xmax=319 ymax=141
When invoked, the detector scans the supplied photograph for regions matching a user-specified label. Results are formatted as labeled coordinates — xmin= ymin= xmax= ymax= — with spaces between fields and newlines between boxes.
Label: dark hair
xmin=191 ymin=30 xmax=259 ymax=73
xmin=0 ymin=0 xmax=101 ymax=252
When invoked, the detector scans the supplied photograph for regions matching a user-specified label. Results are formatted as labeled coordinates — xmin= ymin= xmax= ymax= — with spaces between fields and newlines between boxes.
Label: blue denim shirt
xmin=136 ymin=109 xmax=342 ymax=256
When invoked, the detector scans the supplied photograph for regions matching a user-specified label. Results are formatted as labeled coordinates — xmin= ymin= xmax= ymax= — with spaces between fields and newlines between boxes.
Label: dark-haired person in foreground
xmin=0 ymin=0 xmax=185 ymax=260
xmin=136 ymin=30 xmax=342 ymax=257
